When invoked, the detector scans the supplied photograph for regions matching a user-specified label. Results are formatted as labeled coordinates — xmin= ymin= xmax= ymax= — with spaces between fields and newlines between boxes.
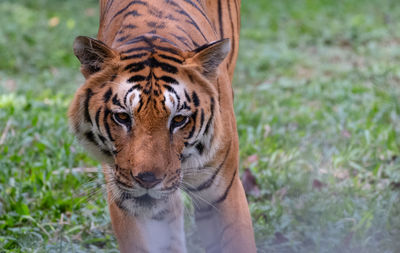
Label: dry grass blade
xmin=0 ymin=119 xmax=12 ymax=145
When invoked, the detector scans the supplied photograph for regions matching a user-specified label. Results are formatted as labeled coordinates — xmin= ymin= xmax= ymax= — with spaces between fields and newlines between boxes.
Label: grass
xmin=1 ymin=0 xmax=400 ymax=252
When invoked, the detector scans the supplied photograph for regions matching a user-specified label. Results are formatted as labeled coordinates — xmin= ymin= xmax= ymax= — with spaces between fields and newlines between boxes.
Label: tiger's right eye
xmin=171 ymin=115 xmax=189 ymax=131
xmin=113 ymin=112 xmax=131 ymax=126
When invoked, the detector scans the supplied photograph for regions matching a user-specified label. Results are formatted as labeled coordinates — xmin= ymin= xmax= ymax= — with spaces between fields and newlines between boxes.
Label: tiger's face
xmin=69 ymin=35 xmax=229 ymax=214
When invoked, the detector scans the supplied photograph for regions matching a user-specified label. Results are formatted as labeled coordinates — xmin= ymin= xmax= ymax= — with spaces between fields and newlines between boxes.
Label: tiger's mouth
xmin=113 ymin=178 xmax=180 ymax=210
xmin=120 ymin=191 xmax=158 ymax=207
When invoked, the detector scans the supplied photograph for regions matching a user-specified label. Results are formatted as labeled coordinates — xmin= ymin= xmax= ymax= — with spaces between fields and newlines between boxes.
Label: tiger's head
xmin=68 ymin=34 xmax=229 ymax=214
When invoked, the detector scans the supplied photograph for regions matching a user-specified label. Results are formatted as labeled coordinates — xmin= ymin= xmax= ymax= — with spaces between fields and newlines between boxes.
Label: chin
xmin=113 ymin=190 xmax=173 ymax=217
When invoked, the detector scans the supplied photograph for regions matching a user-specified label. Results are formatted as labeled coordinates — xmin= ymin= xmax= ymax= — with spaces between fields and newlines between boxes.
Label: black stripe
xmin=98 ymin=134 xmax=107 ymax=145
xmin=103 ymin=88 xmax=113 ymax=103
xmin=183 ymin=0 xmax=213 ymax=29
xmin=101 ymin=149 xmax=113 ymax=156
xmin=185 ymin=109 xmax=198 ymax=139
xmin=104 ymin=0 xmax=115 ymax=16
xmin=160 ymin=76 xmax=178 ymax=84
xmin=103 ymin=108 xmax=114 ymax=141
xmin=126 ymin=34 xmax=158 ymax=45
xmin=196 ymin=108 xmax=205 ymax=137
xmin=95 ymin=107 xmax=102 ymax=130
xmin=170 ymin=33 xmax=192 ymax=48
xmin=123 ymin=34 xmax=179 ymax=50
xmin=85 ymin=131 xmax=97 ymax=145
xmin=137 ymin=98 xmax=145 ymax=113
xmin=121 ymin=46 xmax=153 ymax=54
xmin=192 ymin=91 xmax=200 ymax=107
xmin=194 ymin=39 xmax=225 ymax=53
xmin=195 ymin=142 xmax=204 ymax=154
xmin=121 ymin=52 xmax=147 ymax=60
xmin=194 ymin=0 xmax=203 ymax=8
xmin=147 ymin=21 xmax=165 ymax=29
xmin=177 ymin=9 xmax=208 ymax=42
xmin=128 ymin=63 xmax=146 ymax=72
xmin=117 ymin=35 xmax=130 ymax=42
xmin=143 ymin=94 xmax=152 ymax=109
xmin=108 ymin=0 xmax=147 ymax=24
xmin=217 ymin=0 xmax=224 ymax=39
xmin=128 ymin=75 xmax=146 ymax=83
xmin=158 ymin=54 xmax=183 ymax=64
xmin=154 ymin=45 xmax=179 ymax=54
xmin=180 ymin=101 xmax=190 ymax=110
xmin=187 ymin=144 xmax=230 ymax=192
xmin=165 ymin=13 xmax=179 ymax=21
xmin=124 ymin=10 xmax=141 ymax=17
xmin=116 ymin=178 xmax=133 ymax=189
xmin=176 ymin=25 xmax=200 ymax=48
xmin=213 ymin=169 xmax=236 ymax=204
xmin=151 ymin=98 xmax=158 ymax=111
xmin=163 ymin=85 xmax=176 ymax=94
xmin=184 ymin=90 xmax=191 ymax=102
xmin=148 ymin=6 xmax=163 ymax=18
xmin=112 ymin=94 xmax=123 ymax=108
xmin=227 ymin=0 xmax=235 ymax=65
xmin=204 ymin=97 xmax=215 ymax=135
xmin=148 ymin=57 xmax=178 ymax=74
xmin=160 ymin=95 xmax=167 ymax=112
xmin=123 ymin=37 xmax=145 ymax=46
xmin=165 ymin=0 xmax=207 ymax=42
xmin=84 ymin=89 xmax=94 ymax=125
xmin=187 ymin=73 xmax=195 ymax=83
xmin=147 ymin=21 xmax=157 ymax=28
xmin=124 ymin=61 xmax=146 ymax=72
xmin=233 ymin=0 xmax=240 ymax=21
xmin=124 ymin=57 xmax=179 ymax=74
xmin=123 ymin=24 xmax=137 ymax=30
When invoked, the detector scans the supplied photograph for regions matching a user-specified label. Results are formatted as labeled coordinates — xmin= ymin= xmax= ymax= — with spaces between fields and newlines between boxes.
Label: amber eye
xmin=113 ymin=112 xmax=131 ymax=126
xmin=171 ymin=115 xmax=189 ymax=130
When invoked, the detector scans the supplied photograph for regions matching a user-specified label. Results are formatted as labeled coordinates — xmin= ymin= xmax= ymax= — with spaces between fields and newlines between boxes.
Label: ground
xmin=0 ymin=0 xmax=400 ymax=252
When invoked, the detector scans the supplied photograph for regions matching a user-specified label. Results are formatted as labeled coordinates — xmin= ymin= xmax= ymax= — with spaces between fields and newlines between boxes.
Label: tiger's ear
xmin=73 ymin=36 xmax=117 ymax=78
xmin=185 ymin=38 xmax=230 ymax=79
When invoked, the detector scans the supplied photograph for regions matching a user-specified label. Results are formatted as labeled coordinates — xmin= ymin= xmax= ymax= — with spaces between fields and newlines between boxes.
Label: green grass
xmin=1 ymin=0 xmax=400 ymax=252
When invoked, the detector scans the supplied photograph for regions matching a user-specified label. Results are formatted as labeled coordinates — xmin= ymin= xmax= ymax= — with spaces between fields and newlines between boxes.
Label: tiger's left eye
xmin=113 ymin=112 xmax=131 ymax=125
xmin=171 ymin=115 xmax=189 ymax=130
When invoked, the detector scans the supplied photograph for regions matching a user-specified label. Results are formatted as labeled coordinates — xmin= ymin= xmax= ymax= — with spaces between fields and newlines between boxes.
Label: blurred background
xmin=1 ymin=0 xmax=400 ymax=252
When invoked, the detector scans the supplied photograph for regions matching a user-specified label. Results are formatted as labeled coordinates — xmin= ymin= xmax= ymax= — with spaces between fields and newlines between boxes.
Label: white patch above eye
xmin=117 ymin=80 xmax=142 ymax=109
xmin=164 ymin=90 xmax=177 ymax=115
xmin=127 ymin=89 xmax=141 ymax=109
xmin=163 ymin=82 xmax=193 ymax=129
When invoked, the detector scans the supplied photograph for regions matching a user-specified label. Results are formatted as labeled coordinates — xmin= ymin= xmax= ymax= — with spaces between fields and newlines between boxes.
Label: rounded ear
xmin=185 ymin=38 xmax=231 ymax=79
xmin=73 ymin=36 xmax=117 ymax=78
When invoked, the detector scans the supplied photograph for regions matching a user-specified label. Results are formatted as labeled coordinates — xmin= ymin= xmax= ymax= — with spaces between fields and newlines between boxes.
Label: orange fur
xmin=69 ymin=0 xmax=256 ymax=252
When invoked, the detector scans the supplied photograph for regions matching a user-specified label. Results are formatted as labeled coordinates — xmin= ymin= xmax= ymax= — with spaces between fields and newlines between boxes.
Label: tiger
xmin=68 ymin=0 xmax=256 ymax=252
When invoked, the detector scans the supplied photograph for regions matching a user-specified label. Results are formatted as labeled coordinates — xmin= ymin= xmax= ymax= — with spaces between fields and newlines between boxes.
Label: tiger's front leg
xmin=108 ymin=190 xmax=187 ymax=253
xmin=191 ymin=174 xmax=257 ymax=253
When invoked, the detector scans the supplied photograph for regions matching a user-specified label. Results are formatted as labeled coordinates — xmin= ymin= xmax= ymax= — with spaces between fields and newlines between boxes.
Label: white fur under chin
xmin=138 ymin=192 xmax=186 ymax=253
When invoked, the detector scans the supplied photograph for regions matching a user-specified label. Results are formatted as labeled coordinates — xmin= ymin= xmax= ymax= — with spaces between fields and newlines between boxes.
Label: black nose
xmin=133 ymin=172 xmax=162 ymax=189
